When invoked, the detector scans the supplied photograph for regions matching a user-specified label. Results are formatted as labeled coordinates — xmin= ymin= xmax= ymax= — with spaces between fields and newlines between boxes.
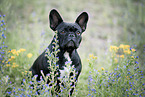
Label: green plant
xmin=87 ymin=44 xmax=145 ymax=96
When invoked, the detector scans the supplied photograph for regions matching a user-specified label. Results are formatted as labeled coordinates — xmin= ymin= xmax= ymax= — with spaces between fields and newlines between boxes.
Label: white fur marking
xmin=64 ymin=52 xmax=71 ymax=62
xmin=59 ymin=52 xmax=72 ymax=79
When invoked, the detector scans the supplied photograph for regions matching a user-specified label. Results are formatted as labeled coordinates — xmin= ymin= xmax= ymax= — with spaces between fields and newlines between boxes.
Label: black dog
xmin=30 ymin=9 xmax=88 ymax=95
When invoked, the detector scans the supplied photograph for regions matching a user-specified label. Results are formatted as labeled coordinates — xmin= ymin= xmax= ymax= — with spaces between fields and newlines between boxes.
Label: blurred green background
xmin=0 ymin=0 xmax=145 ymax=92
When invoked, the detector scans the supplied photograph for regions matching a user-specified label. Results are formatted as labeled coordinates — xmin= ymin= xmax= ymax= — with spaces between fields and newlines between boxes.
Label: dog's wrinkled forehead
xmin=56 ymin=22 xmax=82 ymax=32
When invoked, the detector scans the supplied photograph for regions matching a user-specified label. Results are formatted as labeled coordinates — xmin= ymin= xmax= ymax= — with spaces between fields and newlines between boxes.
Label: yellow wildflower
xmin=13 ymin=63 xmax=16 ymax=65
xmin=131 ymin=49 xmax=136 ymax=52
xmin=93 ymin=56 xmax=97 ymax=59
xmin=119 ymin=44 xmax=130 ymax=50
xmin=6 ymin=64 xmax=11 ymax=67
xmin=17 ymin=48 xmax=26 ymax=54
xmin=101 ymin=67 xmax=105 ymax=71
xmin=8 ymin=59 xmax=12 ymax=62
xmin=17 ymin=50 xmax=21 ymax=53
xmin=89 ymin=54 xmax=94 ymax=58
xmin=11 ymin=56 xmax=15 ymax=59
xmin=124 ymin=50 xmax=131 ymax=54
xmin=123 ymin=45 xmax=130 ymax=50
xmin=119 ymin=44 xmax=125 ymax=49
xmin=10 ymin=49 xmax=20 ymax=56
xmin=2 ymin=60 xmax=4 ymax=63
xmin=109 ymin=46 xmax=119 ymax=52
xmin=12 ymin=63 xmax=19 ymax=68
xmin=11 ymin=49 xmax=16 ymax=53
xmin=131 ymin=56 xmax=135 ymax=59
xmin=124 ymin=45 xmax=130 ymax=49
xmin=19 ymin=48 xmax=26 ymax=52
xmin=27 ymin=53 xmax=33 ymax=58
xmin=11 ymin=49 xmax=17 ymax=54
xmin=25 ymin=71 xmax=28 ymax=73
xmin=119 ymin=55 xmax=124 ymax=58
xmin=12 ymin=65 xmax=16 ymax=68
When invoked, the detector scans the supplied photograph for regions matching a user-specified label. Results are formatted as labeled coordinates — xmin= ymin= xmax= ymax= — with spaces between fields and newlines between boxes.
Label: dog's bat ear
xmin=49 ymin=9 xmax=63 ymax=31
xmin=75 ymin=12 xmax=89 ymax=32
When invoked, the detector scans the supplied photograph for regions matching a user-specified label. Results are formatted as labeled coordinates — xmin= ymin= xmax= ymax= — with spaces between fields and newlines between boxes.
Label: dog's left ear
xmin=49 ymin=9 xmax=63 ymax=31
xmin=75 ymin=12 xmax=89 ymax=32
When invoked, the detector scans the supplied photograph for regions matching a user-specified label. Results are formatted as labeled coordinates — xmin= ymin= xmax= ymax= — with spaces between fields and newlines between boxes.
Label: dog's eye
xmin=61 ymin=31 xmax=65 ymax=34
xmin=76 ymin=31 xmax=80 ymax=35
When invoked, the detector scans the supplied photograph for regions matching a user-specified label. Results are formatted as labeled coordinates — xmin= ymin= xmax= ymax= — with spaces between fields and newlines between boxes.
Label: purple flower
xmin=23 ymin=79 xmax=25 ymax=82
xmin=3 ymin=28 xmax=6 ymax=30
xmin=29 ymin=81 xmax=33 ymax=84
xmin=1 ymin=20 xmax=4 ymax=23
xmin=27 ymin=94 xmax=31 ymax=97
xmin=7 ymin=91 xmax=11 ymax=94
xmin=18 ymin=88 xmax=21 ymax=91
xmin=141 ymin=76 xmax=143 ymax=78
xmin=133 ymin=93 xmax=136 ymax=95
xmin=45 ymin=84 xmax=49 ymax=87
xmin=140 ymin=71 xmax=143 ymax=73
xmin=46 ymin=73 xmax=50 ymax=76
xmin=135 ymin=61 xmax=139 ymax=64
xmin=130 ymin=85 xmax=132 ymax=87
xmin=130 ymin=76 xmax=132 ymax=78
xmin=34 ymin=75 xmax=38 ymax=78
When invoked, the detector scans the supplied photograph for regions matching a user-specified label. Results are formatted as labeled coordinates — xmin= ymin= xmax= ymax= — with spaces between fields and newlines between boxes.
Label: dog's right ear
xmin=75 ymin=12 xmax=89 ymax=32
xmin=49 ymin=9 xmax=63 ymax=31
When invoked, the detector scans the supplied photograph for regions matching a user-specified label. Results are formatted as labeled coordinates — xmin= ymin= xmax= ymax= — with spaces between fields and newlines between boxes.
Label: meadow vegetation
xmin=0 ymin=0 xmax=145 ymax=96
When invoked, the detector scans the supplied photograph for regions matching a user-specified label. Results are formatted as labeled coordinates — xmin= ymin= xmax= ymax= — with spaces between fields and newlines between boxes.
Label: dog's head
xmin=49 ymin=9 xmax=89 ymax=52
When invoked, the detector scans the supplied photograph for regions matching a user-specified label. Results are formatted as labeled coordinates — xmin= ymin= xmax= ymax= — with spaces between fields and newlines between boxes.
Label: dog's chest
xmin=59 ymin=52 xmax=72 ymax=79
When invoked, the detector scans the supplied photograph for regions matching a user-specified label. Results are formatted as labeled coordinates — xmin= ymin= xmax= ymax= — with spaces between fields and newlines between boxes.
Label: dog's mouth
xmin=66 ymin=40 xmax=75 ymax=48
xmin=62 ymin=40 xmax=77 ymax=52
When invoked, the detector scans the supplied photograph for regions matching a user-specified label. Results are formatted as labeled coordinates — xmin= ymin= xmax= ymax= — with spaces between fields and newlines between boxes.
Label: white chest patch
xmin=64 ymin=52 xmax=71 ymax=62
xmin=59 ymin=52 xmax=72 ymax=79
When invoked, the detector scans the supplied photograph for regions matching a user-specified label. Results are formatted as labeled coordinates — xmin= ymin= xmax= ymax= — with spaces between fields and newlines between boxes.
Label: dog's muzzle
xmin=66 ymin=40 xmax=75 ymax=48
xmin=61 ymin=39 xmax=77 ymax=52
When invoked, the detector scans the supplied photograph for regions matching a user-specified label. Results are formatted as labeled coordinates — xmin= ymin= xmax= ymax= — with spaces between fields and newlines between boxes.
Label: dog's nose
xmin=69 ymin=34 xmax=75 ymax=38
